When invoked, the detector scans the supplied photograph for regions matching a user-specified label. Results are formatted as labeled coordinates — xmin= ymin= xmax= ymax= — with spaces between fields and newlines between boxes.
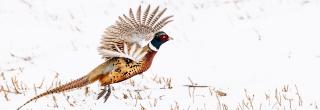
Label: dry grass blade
xmin=140 ymin=104 xmax=146 ymax=110
xmin=187 ymin=77 xmax=194 ymax=85
xmin=5 ymin=83 xmax=11 ymax=94
xmin=216 ymin=93 xmax=222 ymax=110
xmin=66 ymin=96 xmax=74 ymax=107
xmin=282 ymin=85 xmax=289 ymax=92
xmin=244 ymin=89 xmax=254 ymax=110
xmin=35 ymin=78 xmax=45 ymax=89
xmin=129 ymin=79 xmax=135 ymax=86
xmin=127 ymin=89 xmax=133 ymax=99
xmin=1 ymin=86 xmax=10 ymax=101
xmin=52 ymin=95 xmax=58 ymax=108
xmin=222 ymin=104 xmax=228 ymax=110
xmin=10 ymin=53 xmax=33 ymax=63
xmin=84 ymin=86 xmax=89 ymax=96
xmin=236 ymin=103 xmax=244 ymax=110
xmin=184 ymin=77 xmax=209 ymax=88
xmin=165 ymin=78 xmax=172 ymax=89
xmin=153 ymin=98 xmax=158 ymax=107
xmin=170 ymin=101 xmax=179 ymax=110
xmin=275 ymin=88 xmax=282 ymax=106
xmin=184 ymin=85 xmax=209 ymax=88
xmin=295 ymin=85 xmax=303 ymax=106
xmin=136 ymin=91 xmax=142 ymax=100
xmin=123 ymin=93 xmax=128 ymax=99
xmin=11 ymin=76 xmax=22 ymax=94
xmin=33 ymin=84 xmax=37 ymax=95
xmin=209 ymin=88 xmax=216 ymax=96
xmin=20 ymin=82 xmax=29 ymax=91
xmin=0 ymin=72 xmax=5 ymax=80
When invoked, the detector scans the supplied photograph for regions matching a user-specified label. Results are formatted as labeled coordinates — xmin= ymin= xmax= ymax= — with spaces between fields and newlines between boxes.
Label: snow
xmin=1 ymin=0 xmax=320 ymax=109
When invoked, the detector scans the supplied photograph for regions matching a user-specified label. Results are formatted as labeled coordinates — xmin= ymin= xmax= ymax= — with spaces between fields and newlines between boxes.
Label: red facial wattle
xmin=159 ymin=35 xmax=169 ymax=42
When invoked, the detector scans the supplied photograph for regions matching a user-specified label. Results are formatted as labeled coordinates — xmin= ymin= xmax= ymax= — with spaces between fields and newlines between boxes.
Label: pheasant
xmin=17 ymin=5 xmax=173 ymax=110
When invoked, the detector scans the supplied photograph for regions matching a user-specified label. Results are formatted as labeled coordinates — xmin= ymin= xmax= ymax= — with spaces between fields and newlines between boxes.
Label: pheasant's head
xmin=149 ymin=31 xmax=173 ymax=51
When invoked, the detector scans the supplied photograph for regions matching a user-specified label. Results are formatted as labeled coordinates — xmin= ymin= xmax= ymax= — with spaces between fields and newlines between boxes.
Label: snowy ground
xmin=1 ymin=0 xmax=320 ymax=110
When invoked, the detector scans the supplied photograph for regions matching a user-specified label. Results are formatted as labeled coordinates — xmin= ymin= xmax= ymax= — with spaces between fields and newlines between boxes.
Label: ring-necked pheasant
xmin=17 ymin=5 xmax=173 ymax=110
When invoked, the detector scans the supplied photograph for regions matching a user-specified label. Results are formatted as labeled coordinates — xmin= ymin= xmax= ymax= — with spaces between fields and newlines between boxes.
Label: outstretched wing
xmin=98 ymin=5 xmax=173 ymax=61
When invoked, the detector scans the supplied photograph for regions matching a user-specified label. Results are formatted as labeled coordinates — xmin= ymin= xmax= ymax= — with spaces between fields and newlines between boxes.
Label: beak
xmin=169 ymin=37 xmax=174 ymax=40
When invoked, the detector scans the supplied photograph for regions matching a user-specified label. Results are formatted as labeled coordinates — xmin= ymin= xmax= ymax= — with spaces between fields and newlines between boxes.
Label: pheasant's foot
xmin=97 ymin=85 xmax=112 ymax=102
xmin=97 ymin=86 xmax=107 ymax=100
xmin=103 ymin=85 xmax=112 ymax=103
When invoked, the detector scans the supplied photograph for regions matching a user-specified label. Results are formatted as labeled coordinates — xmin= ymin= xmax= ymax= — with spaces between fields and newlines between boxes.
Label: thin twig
xmin=295 ymin=85 xmax=303 ymax=106
xmin=183 ymin=85 xmax=209 ymax=88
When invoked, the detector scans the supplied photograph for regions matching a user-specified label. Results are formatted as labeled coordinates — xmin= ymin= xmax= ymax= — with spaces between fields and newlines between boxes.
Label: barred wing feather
xmin=98 ymin=5 xmax=173 ymax=62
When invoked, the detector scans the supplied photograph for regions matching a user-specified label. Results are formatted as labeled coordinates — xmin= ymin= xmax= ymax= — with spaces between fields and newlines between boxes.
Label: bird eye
xmin=159 ymin=35 xmax=169 ymax=42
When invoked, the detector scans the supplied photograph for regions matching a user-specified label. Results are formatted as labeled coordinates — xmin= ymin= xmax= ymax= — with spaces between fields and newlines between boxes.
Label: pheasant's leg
xmin=96 ymin=85 xmax=112 ymax=102
xmin=97 ymin=86 xmax=107 ymax=100
xmin=103 ymin=85 xmax=112 ymax=103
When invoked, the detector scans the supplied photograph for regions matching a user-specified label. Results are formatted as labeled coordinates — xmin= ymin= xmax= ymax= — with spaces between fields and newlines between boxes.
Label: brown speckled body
xmin=17 ymin=49 xmax=158 ymax=110
xmin=98 ymin=50 xmax=157 ymax=86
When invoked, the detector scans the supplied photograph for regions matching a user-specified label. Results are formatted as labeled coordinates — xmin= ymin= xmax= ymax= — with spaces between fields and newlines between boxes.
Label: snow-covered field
xmin=1 ymin=0 xmax=320 ymax=109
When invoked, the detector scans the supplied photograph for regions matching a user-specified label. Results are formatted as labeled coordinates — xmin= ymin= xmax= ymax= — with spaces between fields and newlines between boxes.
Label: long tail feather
xmin=17 ymin=75 xmax=90 ymax=110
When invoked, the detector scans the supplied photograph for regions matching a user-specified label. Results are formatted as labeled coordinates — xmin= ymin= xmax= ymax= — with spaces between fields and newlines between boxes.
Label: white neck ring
xmin=148 ymin=42 xmax=158 ymax=51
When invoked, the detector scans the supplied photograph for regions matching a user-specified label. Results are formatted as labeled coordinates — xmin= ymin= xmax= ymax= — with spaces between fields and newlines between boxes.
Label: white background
xmin=1 ymin=0 xmax=320 ymax=109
